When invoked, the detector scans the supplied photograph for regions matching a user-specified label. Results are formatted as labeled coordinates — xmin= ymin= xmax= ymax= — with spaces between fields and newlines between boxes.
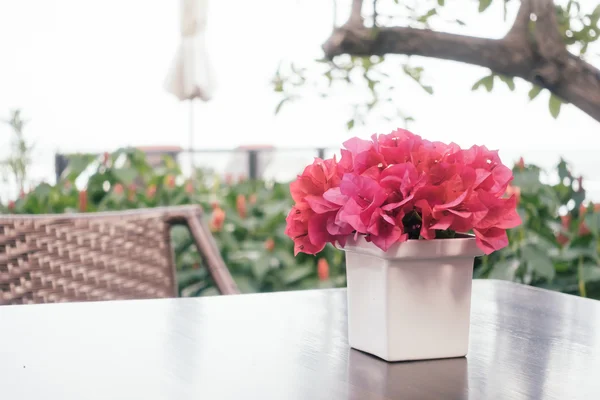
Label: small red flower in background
xmin=317 ymin=258 xmax=329 ymax=281
xmin=210 ymin=207 xmax=226 ymax=231
xmin=127 ymin=184 xmax=136 ymax=201
xmin=78 ymin=190 xmax=88 ymax=212
xmin=577 ymin=202 xmax=599 ymax=237
xmin=556 ymin=233 xmax=569 ymax=246
xmin=556 ymin=215 xmax=571 ymax=246
xmin=184 ymin=181 xmax=194 ymax=194
xmin=579 ymin=202 xmax=600 ymax=216
xmin=102 ymin=152 xmax=110 ymax=167
xmin=113 ymin=183 xmax=124 ymax=195
xmin=264 ymin=238 xmax=275 ymax=252
xmin=211 ymin=201 xmax=219 ymax=210
xmin=286 ymin=128 xmax=522 ymax=256
xmin=579 ymin=221 xmax=591 ymax=236
xmin=146 ymin=184 xmax=157 ymax=199
xmin=505 ymin=185 xmax=521 ymax=205
xmin=165 ymin=175 xmax=176 ymax=189
xmin=8 ymin=201 xmax=15 ymax=211
xmin=236 ymin=195 xmax=247 ymax=218
xmin=19 ymin=189 xmax=26 ymax=199
xmin=516 ymin=157 xmax=525 ymax=171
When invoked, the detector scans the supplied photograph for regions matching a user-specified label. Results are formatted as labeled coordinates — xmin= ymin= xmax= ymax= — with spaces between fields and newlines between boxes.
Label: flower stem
xmin=578 ymin=255 xmax=587 ymax=298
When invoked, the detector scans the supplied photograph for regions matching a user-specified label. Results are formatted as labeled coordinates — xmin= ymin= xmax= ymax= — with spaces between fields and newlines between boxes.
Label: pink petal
xmin=343 ymin=137 xmax=373 ymax=155
xmin=322 ymin=187 xmax=348 ymax=206
xmin=473 ymin=227 xmax=509 ymax=254
xmin=305 ymin=195 xmax=338 ymax=214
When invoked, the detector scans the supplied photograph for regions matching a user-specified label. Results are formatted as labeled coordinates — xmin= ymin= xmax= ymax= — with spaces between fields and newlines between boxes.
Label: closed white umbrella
xmin=164 ymin=0 xmax=215 ymax=175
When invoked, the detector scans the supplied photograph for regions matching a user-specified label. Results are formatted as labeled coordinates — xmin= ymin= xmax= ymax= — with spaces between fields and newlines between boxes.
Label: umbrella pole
xmin=189 ymin=99 xmax=195 ymax=181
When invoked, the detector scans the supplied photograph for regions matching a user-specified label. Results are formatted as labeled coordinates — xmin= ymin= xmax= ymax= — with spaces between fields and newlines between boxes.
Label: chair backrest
xmin=0 ymin=206 xmax=239 ymax=305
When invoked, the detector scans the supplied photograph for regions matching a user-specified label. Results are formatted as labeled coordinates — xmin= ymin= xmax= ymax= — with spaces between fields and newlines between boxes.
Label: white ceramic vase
xmin=343 ymin=235 xmax=482 ymax=362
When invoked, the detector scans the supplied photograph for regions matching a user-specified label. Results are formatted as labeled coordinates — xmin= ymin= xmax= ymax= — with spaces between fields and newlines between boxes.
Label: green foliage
xmin=5 ymin=150 xmax=600 ymax=299
xmin=476 ymin=158 xmax=600 ymax=299
xmin=549 ymin=94 xmax=564 ymax=118
xmin=4 ymin=148 xmax=345 ymax=296
xmin=479 ymin=0 xmax=493 ymax=13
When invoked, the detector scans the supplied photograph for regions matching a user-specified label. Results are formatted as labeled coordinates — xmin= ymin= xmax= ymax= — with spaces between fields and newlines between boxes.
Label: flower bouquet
xmin=285 ymin=128 xmax=521 ymax=362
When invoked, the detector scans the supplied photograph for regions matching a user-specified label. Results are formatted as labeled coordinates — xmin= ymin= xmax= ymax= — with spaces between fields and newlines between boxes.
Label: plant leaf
xmin=528 ymin=85 xmax=542 ymax=101
xmin=472 ymin=75 xmax=494 ymax=92
xmin=549 ymin=94 xmax=562 ymax=118
xmin=522 ymin=245 xmax=556 ymax=280
xmin=479 ymin=0 xmax=493 ymax=13
xmin=499 ymin=75 xmax=515 ymax=91
xmin=489 ymin=259 xmax=520 ymax=281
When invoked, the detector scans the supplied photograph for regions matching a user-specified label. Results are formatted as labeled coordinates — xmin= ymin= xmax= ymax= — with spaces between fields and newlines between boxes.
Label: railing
xmin=54 ymin=147 xmax=339 ymax=182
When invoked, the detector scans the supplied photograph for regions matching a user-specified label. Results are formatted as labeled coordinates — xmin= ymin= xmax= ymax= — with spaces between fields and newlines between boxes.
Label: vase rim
xmin=342 ymin=234 xmax=483 ymax=261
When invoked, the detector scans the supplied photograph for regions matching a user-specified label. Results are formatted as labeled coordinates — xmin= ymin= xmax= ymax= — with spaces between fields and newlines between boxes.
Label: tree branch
xmin=323 ymin=26 xmax=532 ymax=77
xmin=349 ymin=0 xmax=364 ymax=26
xmin=321 ymin=0 xmax=600 ymax=123
xmin=530 ymin=0 xmax=569 ymax=62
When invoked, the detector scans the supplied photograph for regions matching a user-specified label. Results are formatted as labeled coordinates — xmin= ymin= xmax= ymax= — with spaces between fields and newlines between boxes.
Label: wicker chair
xmin=0 ymin=206 xmax=239 ymax=305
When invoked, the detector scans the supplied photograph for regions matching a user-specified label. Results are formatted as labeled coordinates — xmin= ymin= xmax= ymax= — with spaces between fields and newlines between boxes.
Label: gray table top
xmin=0 ymin=280 xmax=599 ymax=399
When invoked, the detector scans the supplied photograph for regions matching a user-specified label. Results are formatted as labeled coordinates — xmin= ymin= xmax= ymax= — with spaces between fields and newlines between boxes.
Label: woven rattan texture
xmin=0 ymin=212 xmax=176 ymax=304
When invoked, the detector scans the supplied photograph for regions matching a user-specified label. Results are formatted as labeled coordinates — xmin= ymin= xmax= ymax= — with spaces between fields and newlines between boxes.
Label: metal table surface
xmin=1 ymin=280 xmax=599 ymax=399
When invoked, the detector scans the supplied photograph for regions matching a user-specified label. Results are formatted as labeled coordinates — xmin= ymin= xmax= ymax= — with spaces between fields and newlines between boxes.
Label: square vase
xmin=344 ymin=235 xmax=483 ymax=362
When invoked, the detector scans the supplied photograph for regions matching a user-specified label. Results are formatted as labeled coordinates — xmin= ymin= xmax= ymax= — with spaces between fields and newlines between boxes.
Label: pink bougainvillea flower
xmin=290 ymin=157 xmax=340 ymax=203
xmin=338 ymin=174 xmax=388 ymax=232
xmin=473 ymin=191 xmax=521 ymax=231
xmin=285 ymin=205 xmax=325 ymax=255
xmin=473 ymin=227 xmax=509 ymax=255
xmin=342 ymin=137 xmax=385 ymax=176
xmin=380 ymin=163 xmax=422 ymax=200
xmin=286 ymin=127 xmax=521 ymax=255
xmin=415 ymin=199 xmax=437 ymax=240
xmin=366 ymin=208 xmax=407 ymax=251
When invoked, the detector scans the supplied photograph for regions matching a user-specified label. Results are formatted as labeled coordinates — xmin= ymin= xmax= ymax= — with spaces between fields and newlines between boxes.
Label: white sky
xmin=1 ymin=0 xmax=599 ymax=197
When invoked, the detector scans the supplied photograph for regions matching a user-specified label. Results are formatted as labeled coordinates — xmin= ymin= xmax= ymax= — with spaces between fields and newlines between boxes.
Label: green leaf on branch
xmin=471 ymin=75 xmax=494 ymax=92
xmin=498 ymin=75 xmax=515 ymax=91
xmin=528 ymin=85 xmax=542 ymax=100
xmin=275 ymin=97 xmax=290 ymax=115
xmin=437 ymin=0 xmax=445 ymax=5
xmin=479 ymin=0 xmax=493 ymax=13
xmin=417 ymin=9 xmax=437 ymax=23
xmin=549 ymin=94 xmax=563 ymax=118
xmin=347 ymin=119 xmax=355 ymax=130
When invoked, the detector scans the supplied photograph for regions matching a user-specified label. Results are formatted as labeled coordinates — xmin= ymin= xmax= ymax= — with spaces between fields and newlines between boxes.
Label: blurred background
xmin=1 ymin=0 xmax=599 ymax=297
